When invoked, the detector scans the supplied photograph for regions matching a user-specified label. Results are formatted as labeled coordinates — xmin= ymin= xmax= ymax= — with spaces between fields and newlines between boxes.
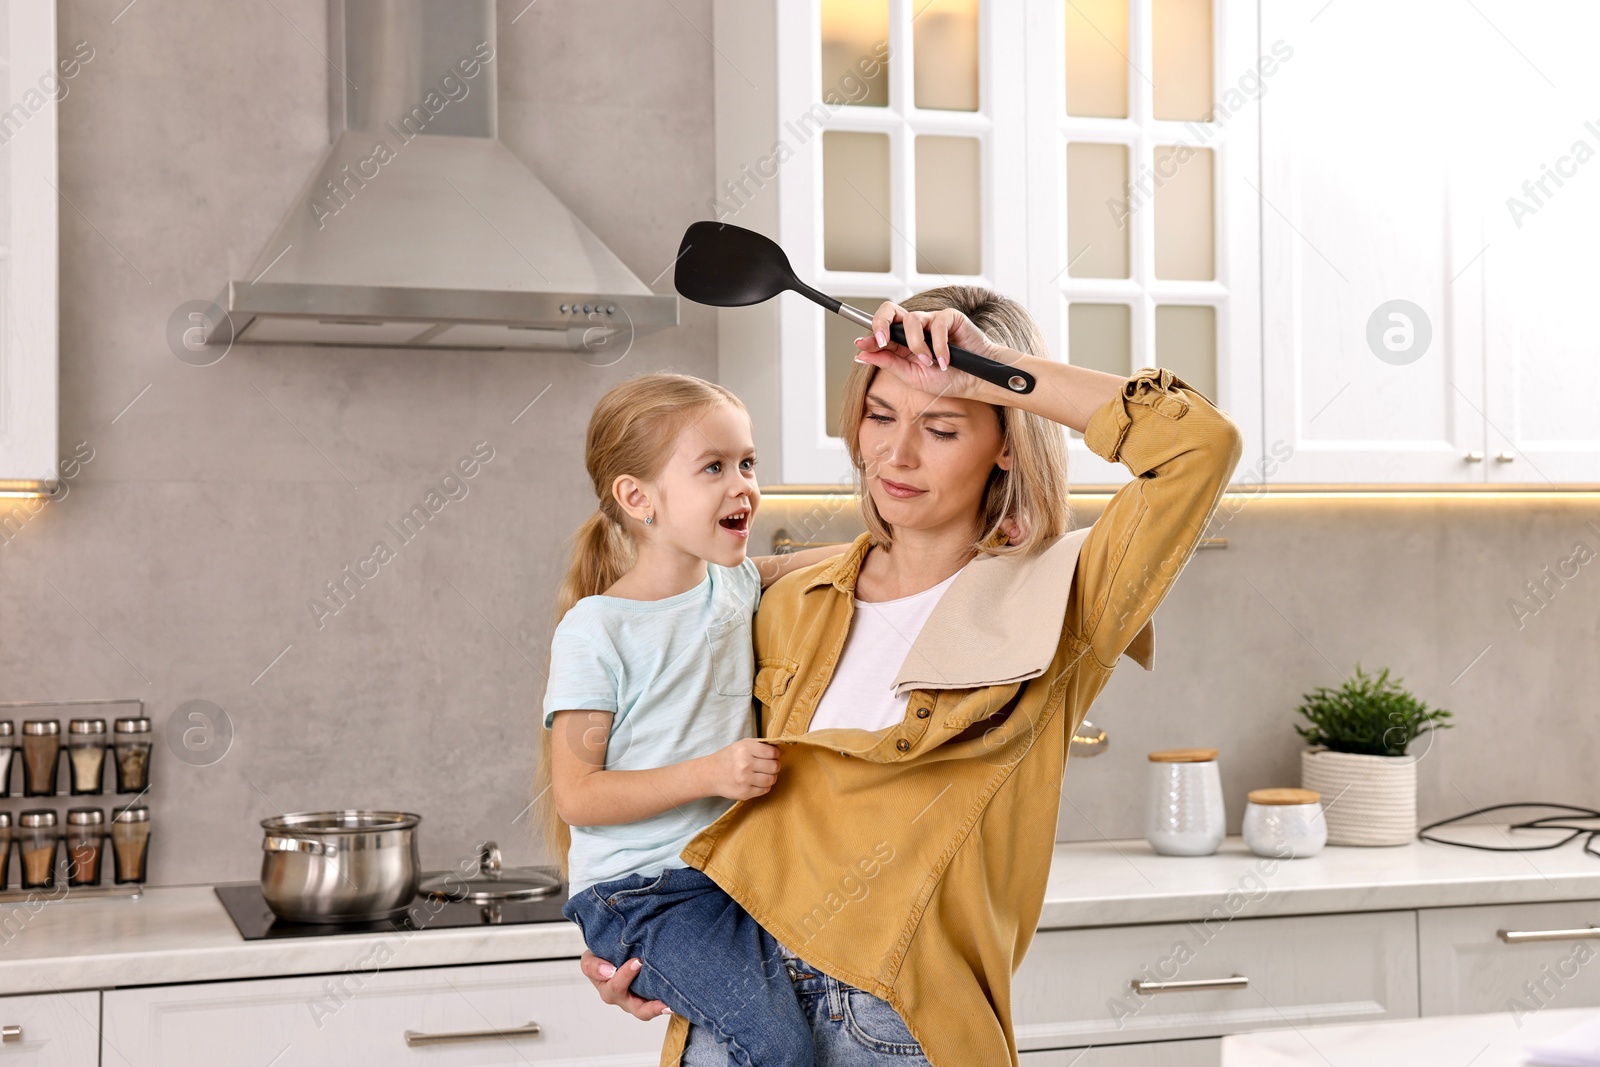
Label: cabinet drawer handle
xmin=404 ymin=1021 xmax=541 ymax=1046
xmin=1464 ymin=451 xmax=1485 ymax=462
xmin=2 ymin=1024 xmax=20 ymax=1042
xmin=1131 ymin=974 xmax=1248 ymax=994
xmin=1498 ymin=925 xmax=1600 ymax=944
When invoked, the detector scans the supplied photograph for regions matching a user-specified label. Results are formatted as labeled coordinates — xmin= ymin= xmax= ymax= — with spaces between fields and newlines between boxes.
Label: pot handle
xmin=478 ymin=840 xmax=502 ymax=879
xmin=263 ymin=835 xmax=337 ymax=857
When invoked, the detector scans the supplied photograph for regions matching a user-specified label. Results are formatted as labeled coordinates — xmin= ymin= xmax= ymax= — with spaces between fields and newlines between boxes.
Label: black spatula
xmin=673 ymin=221 xmax=1035 ymax=395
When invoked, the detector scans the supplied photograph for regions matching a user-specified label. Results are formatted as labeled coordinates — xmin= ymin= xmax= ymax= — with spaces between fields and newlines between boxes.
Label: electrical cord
xmin=1417 ymin=802 xmax=1600 ymax=859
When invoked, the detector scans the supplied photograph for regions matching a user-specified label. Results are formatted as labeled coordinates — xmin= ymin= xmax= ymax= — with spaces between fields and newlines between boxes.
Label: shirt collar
xmin=799 ymin=527 xmax=1155 ymax=681
xmin=801 ymin=528 xmax=1014 ymax=597
xmin=802 ymin=532 xmax=874 ymax=595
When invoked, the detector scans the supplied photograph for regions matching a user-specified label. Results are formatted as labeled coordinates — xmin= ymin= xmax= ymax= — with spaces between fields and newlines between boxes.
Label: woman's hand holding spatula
xmin=850 ymin=301 xmax=1010 ymax=403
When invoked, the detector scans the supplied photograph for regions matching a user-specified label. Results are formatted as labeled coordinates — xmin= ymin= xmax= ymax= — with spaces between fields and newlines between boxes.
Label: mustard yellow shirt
xmin=659 ymin=367 xmax=1244 ymax=1066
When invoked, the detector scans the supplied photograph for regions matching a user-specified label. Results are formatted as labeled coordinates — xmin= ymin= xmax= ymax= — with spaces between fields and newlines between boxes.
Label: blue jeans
xmin=564 ymin=866 xmax=814 ymax=1067
xmin=682 ymin=941 xmax=931 ymax=1066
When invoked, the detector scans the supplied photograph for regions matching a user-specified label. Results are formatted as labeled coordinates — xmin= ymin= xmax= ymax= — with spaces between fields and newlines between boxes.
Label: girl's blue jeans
xmin=564 ymin=865 xmax=815 ymax=1067
xmin=680 ymin=941 xmax=932 ymax=1067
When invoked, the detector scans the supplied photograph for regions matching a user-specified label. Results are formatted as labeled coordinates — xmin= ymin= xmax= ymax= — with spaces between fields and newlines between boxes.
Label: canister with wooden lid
xmin=1145 ymin=747 xmax=1225 ymax=856
xmin=1242 ymin=787 xmax=1327 ymax=858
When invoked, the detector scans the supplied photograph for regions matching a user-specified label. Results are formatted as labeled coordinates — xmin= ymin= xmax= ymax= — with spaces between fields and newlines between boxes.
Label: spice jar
xmin=110 ymin=805 xmax=150 ymax=884
xmin=112 ymin=717 xmax=152 ymax=794
xmin=65 ymin=809 xmax=105 ymax=887
xmin=0 ymin=721 xmax=14 ymax=795
xmin=21 ymin=720 xmax=61 ymax=797
xmin=19 ymin=810 xmax=59 ymax=889
xmin=1145 ymin=747 xmax=1227 ymax=856
xmin=1243 ymin=788 xmax=1327 ymax=859
xmin=67 ymin=719 xmax=108 ymax=795
xmin=0 ymin=812 xmax=12 ymax=890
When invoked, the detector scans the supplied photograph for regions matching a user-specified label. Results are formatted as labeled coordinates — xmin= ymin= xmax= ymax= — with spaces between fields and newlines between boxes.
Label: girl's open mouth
xmin=718 ymin=510 xmax=750 ymax=536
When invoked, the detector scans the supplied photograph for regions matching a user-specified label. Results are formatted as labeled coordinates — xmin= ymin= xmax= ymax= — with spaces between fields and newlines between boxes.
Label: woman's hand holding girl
xmin=579 ymin=951 xmax=671 ymax=1020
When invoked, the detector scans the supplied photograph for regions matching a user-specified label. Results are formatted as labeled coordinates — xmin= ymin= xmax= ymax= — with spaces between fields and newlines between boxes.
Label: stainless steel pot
xmin=260 ymin=810 xmax=422 ymax=923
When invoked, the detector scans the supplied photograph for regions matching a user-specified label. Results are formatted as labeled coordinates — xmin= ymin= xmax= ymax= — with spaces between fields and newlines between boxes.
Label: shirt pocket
xmin=705 ymin=612 xmax=754 ymax=698
xmin=935 ymin=682 xmax=1025 ymax=732
xmin=933 ymin=682 xmax=1032 ymax=762
xmin=752 ymin=660 xmax=797 ymax=707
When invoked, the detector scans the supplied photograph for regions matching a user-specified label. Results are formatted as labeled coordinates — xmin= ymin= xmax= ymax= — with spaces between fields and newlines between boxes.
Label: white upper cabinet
xmin=1472 ymin=4 xmax=1600 ymax=485
xmin=1023 ymin=0 xmax=1263 ymax=486
xmin=1262 ymin=0 xmax=1600 ymax=485
xmin=713 ymin=0 xmax=1261 ymax=488
xmin=1261 ymin=0 xmax=1482 ymax=484
xmin=0 ymin=2 xmax=60 ymax=493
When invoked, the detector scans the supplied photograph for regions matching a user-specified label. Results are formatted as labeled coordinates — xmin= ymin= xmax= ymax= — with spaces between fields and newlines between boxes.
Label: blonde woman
xmin=580 ymin=287 xmax=1244 ymax=1066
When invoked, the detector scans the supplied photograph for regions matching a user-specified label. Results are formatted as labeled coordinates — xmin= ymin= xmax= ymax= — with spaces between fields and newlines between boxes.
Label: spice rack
xmin=0 ymin=699 xmax=153 ymax=902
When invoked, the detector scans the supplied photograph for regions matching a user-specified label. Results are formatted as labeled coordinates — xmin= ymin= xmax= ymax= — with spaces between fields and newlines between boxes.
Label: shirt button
xmin=896 ymin=739 xmax=910 ymax=752
xmin=915 ymin=706 xmax=931 ymax=719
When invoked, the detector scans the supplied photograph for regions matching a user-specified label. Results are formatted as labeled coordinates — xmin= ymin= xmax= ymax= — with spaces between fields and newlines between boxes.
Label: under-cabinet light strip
xmin=759 ymin=486 xmax=1600 ymax=501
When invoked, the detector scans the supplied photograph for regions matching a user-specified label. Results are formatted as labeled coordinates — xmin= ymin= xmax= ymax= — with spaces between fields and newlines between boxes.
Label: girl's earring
xmin=644 ymin=514 xmax=654 ymax=526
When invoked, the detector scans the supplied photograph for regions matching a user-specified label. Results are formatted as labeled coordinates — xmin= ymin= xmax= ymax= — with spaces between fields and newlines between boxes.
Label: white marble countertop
xmin=4 ymin=826 xmax=1597 ymax=996
xmin=1221 ymin=1006 xmax=1600 ymax=1066
xmin=1037 ymin=822 xmax=1600 ymax=929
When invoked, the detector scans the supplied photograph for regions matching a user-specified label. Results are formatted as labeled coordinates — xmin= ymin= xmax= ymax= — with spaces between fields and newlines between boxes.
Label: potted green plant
xmin=1294 ymin=666 xmax=1454 ymax=846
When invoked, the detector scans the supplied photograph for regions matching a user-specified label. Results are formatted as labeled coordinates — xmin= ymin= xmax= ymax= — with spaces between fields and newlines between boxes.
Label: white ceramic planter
xmin=1299 ymin=748 xmax=1417 ymax=846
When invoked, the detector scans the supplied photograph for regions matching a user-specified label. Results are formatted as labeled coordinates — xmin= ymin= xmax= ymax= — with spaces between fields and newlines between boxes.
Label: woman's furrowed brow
xmin=866 ymin=392 xmax=968 ymax=420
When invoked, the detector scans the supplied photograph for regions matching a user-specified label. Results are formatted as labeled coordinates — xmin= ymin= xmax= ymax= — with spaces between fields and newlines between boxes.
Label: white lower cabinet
xmin=1022 ymin=1039 xmax=1221 ymax=1066
xmin=1418 ymin=899 xmax=1600 ymax=1017
xmin=101 ymin=958 xmax=670 ymax=1066
xmin=1011 ymin=910 xmax=1418 ymax=1051
xmin=67 ymin=896 xmax=1600 ymax=1065
xmin=0 ymin=991 xmax=101 ymax=1067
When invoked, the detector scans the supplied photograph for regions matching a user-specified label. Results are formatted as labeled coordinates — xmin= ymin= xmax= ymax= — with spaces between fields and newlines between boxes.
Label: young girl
xmin=537 ymin=373 xmax=844 ymax=1067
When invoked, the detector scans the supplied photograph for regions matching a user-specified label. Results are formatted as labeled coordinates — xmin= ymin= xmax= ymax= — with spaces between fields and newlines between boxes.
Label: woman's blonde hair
xmin=535 ymin=372 xmax=744 ymax=878
xmin=839 ymin=285 xmax=1071 ymax=558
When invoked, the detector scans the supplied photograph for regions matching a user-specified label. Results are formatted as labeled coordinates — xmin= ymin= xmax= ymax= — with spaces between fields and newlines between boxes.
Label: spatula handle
xmin=820 ymin=295 xmax=1036 ymax=394
xmin=884 ymin=322 xmax=1036 ymax=395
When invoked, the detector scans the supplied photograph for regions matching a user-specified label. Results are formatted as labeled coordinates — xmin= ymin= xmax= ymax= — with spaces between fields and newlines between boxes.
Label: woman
xmin=579 ymin=286 xmax=1243 ymax=1065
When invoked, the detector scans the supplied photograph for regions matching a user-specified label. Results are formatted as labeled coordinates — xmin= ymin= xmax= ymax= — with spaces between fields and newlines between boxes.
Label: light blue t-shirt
xmin=542 ymin=558 xmax=761 ymax=895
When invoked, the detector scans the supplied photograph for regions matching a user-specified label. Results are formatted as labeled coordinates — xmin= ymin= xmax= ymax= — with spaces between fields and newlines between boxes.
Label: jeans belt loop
xmin=825 ymin=972 xmax=845 ymax=1019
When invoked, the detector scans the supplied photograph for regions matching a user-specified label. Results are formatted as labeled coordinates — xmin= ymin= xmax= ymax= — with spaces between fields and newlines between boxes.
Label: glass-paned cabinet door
xmin=765 ymin=0 xmax=1029 ymax=485
xmin=0 ymin=1 xmax=60 ymax=491
xmin=1026 ymin=0 xmax=1261 ymax=485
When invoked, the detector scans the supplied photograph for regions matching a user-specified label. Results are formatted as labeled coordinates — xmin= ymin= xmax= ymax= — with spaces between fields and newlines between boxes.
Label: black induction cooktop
xmin=214 ymin=877 xmax=571 ymax=940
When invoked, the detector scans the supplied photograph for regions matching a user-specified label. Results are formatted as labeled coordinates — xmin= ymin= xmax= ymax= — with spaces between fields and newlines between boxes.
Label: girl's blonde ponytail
xmin=534 ymin=510 xmax=634 ymax=875
xmin=534 ymin=373 xmax=744 ymax=881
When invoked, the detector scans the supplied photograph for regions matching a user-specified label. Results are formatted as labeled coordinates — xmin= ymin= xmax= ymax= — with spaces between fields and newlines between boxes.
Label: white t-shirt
xmin=807 ymin=567 xmax=963 ymax=732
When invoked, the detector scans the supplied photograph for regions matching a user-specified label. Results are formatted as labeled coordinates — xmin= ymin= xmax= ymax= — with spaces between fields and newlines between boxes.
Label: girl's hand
xmin=704 ymin=738 xmax=780 ymax=800
xmin=999 ymin=513 xmax=1028 ymax=545
xmin=853 ymin=301 xmax=1005 ymax=402
xmin=580 ymin=951 xmax=671 ymax=1021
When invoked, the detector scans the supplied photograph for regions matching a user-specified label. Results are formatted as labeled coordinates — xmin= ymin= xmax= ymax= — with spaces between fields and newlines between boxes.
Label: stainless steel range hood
xmin=211 ymin=0 xmax=677 ymax=351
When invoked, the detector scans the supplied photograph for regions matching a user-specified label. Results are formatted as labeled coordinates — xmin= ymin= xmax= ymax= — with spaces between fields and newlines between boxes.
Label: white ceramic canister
xmin=1145 ymin=747 xmax=1225 ymax=856
xmin=1242 ymin=787 xmax=1328 ymax=859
